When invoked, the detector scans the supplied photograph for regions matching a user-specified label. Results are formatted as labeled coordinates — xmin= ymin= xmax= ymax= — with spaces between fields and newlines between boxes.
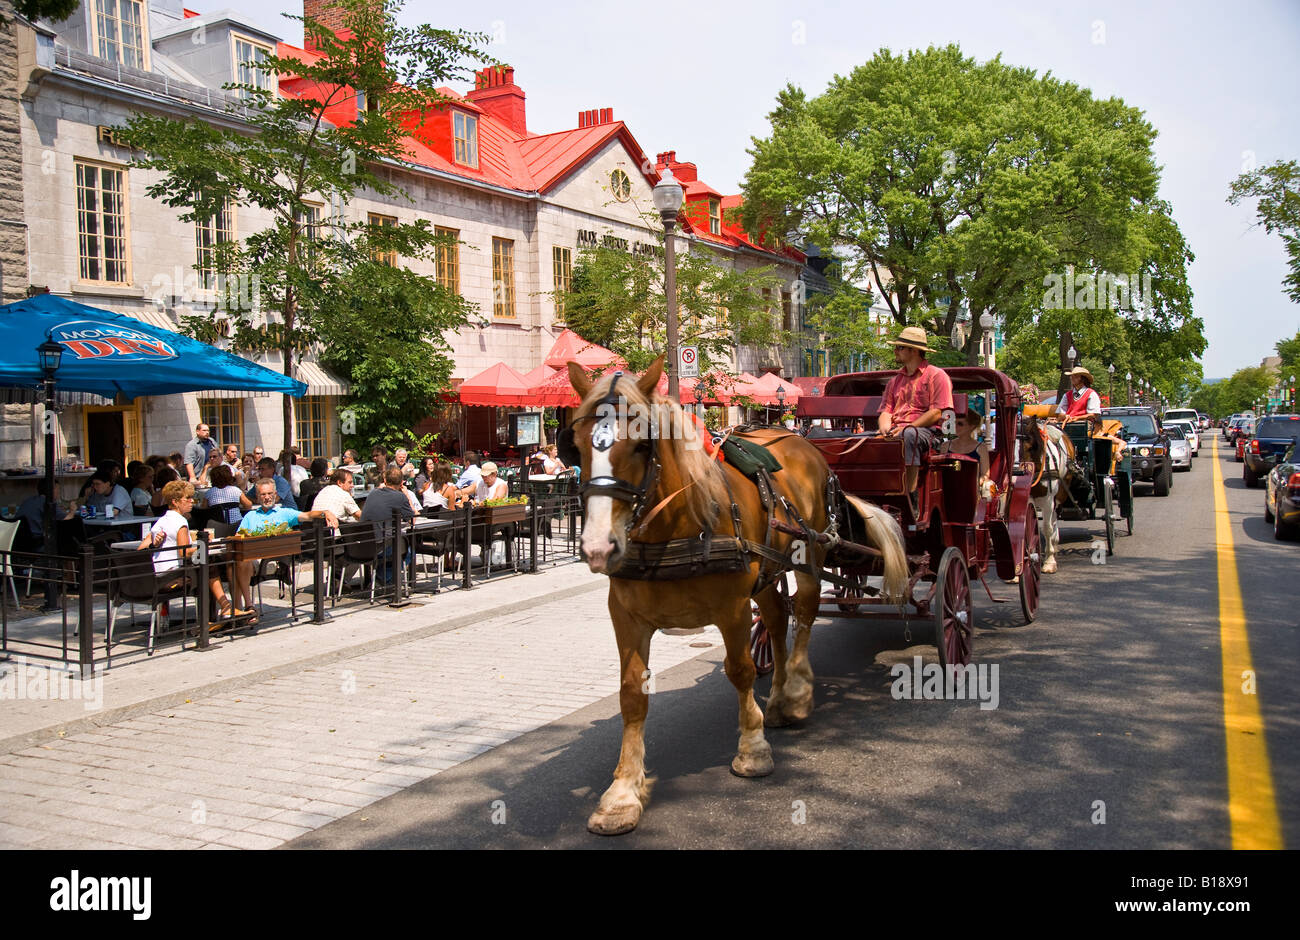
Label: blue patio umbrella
xmin=0 ymin=294 xmax=306 ymax=399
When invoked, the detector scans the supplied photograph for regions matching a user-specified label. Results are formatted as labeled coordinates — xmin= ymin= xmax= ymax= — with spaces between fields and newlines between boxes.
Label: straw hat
xmin=481 ymin=461 xmax=499 ymax=475
xmin=1066 ymin=366 xmax=1094 ymax=386
xmin=890 ymin=326 xmax=933 ymax=352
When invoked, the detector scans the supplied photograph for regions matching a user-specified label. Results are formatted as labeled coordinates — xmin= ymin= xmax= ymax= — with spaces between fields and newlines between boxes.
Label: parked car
xmin=1197 ymin=413 xmax=1210 ymax=431
xmin=1164 ymin=408 xmax=1200 ymax=428
xmin=1103 ymin=407 xmax=1173 ymax=496
xmin=1264 ymin=443 xmax=1300 ymax=540
xmin=1229 ymin=416 xmax=1255 ymax=446
xmin=1164 ymin=418 xmax=1200 ymax=458
xmin=1244 ymin=414 xmax=1300 ymax=488
xmin=1166 ymin=424 xmax=1192 ymax=471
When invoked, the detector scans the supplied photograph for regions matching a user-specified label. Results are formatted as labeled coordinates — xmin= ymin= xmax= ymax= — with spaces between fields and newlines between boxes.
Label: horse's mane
xmin=575 ymin=372 xmax=729 ymax=532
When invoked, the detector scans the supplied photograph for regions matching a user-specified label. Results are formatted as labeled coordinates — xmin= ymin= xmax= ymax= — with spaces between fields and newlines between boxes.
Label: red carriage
xmin=751 ymin=367 xmax=1043 ymax=674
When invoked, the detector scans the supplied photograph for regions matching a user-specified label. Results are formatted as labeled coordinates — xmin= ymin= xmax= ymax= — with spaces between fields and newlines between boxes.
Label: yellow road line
xmin=1211 ymin=438 xmax=1282 ymax=849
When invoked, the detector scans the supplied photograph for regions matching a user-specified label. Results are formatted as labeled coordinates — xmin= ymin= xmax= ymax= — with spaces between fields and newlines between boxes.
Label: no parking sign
xmin=679 ymin=345 xmax=698 ymax=378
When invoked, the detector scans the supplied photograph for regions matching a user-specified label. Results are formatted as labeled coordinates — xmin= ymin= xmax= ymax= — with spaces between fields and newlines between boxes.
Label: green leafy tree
xmin=1189 ymin=381 xmax=1221 ymax=418
xmin=560 ymin=218 xmax=789 ymax=376
xmin=741 ymin=43 xmax=1202 ymax=395
xmin=1215 ymin=367 xmax=1273 ymax=416
xmin=1275 ymin=330 xmax=1300 ymax=403
xmin=11 ymin=0 xmax=79 ymax=21
xmin=116 ymin=0 xmax=488 ymax=464
xmin=1228 ymin=159 xmax=1300 ymax=302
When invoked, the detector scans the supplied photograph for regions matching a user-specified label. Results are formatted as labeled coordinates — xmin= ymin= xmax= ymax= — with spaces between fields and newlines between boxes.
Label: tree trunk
xmin=1055 ymin=329 xmax=1074 ymax=403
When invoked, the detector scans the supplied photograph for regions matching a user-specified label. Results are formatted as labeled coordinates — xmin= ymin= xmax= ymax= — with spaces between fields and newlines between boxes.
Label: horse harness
xmin=557 ymin=376 xmax=819 ymax=593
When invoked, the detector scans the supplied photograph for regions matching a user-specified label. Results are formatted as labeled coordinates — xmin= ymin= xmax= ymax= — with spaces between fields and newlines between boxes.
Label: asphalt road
xmin=288 ymin=436 xmax=1297 ymax=849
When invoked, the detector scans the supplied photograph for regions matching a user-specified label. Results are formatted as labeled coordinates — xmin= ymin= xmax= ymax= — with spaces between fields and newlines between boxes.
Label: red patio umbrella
xmin=543 ymin=329 xmax=626 ymax=370
xmin=528 ymin=362 xmax=667 ymax=408
xmin=750 ymin=372 xmax=799 ymax=405
xmin=458 ymin=361 xmax=533 ymax=406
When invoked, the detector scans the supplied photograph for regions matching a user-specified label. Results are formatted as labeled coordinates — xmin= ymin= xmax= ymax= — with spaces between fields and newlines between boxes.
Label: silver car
xmin=1166 ymin=425 xmax=1192 ymax=470
xmin=1164 ymin=418 xmax=1199 ymax=457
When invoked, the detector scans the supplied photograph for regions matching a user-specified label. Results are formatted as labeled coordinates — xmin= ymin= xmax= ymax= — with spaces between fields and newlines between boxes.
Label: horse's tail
xmin=843 ymin=493 xmax=909 ymax=604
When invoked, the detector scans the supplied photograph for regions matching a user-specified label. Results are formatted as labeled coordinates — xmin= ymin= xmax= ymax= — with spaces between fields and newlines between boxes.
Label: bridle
xmin=557 ymin=373 xmax=662 ymax=538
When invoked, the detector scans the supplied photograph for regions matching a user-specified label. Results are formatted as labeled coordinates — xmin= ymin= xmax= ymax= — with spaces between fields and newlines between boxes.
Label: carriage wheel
xmin=1019 ymin=511 xmax=1041 ymax=624
xmin=1102 ymin=477 xmax=1116 ymax=557
xmin=1124 ymin=479 xmax=1134 ymax=536
xmin=750 ymin=602 xmax=774 ymax=677
xmin=836 ymin=570 xmax=865 ymax=612
xmin=934 ymin=547 xmax=974 ymax=670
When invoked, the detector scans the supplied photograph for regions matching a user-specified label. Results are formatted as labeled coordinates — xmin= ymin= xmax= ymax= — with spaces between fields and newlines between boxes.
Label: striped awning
xmin=293 ymin=360 xmax=350 ymax=397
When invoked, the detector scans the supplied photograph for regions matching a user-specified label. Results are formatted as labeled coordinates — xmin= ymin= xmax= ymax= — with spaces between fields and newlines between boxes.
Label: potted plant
xmin=226 ymin=523 xmax=304 ymax=563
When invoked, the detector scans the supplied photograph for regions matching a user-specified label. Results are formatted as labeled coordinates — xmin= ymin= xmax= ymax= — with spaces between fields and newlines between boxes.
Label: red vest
xmin=1065 ymin=387 xmax=1098 ymax=417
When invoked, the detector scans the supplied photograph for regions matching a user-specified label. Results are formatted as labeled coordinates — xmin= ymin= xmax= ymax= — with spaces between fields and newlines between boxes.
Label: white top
xmin=289 ymin=464 xmax=309 ymax=497
xmin=148 ymin=510 xmax=189 ymax=574
xmin=475 ymin=477 xmax=509 ymax=502
xmin=130 ymin=487 xmax=152 ymax=510
xmin=311 ymin=484 xmax=361 ymax=520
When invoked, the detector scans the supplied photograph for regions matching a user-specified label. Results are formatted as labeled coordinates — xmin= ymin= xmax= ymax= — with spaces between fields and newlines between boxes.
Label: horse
xmin=1018 ymin=414 xmax=1076 ymax=574
xmin=562 ymin=358 xmax=908 ymax=835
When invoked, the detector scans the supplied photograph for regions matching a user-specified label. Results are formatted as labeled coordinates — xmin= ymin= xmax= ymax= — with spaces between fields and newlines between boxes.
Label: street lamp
xmin=1291 ymin=375 xmax=1296 ymax=409
xmin=693 ymin=381 xmax=704 ymax=420
xmin=652 ymin=168 xmax=685 ymax=401
xmin=1067 ymin=345 xmax=1077 ymax=367
xmin=979 ymin=312 xmax=994 ymax=367
xmin=775 ymin=384 xmax=786 ymax=426
xmin=1125 ymin=371 xmax=1132 ymax=405
xmin=1107 ymin=364 xmax=1115 ymax=406
xmin=38 ymin=338 xmax=63 ymax=612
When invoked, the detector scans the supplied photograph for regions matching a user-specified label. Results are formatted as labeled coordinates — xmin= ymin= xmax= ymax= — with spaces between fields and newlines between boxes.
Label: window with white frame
xmin=93 ymin=0 xmax=147 ymax=70
xmin=453 ymin=112 xmax=479 ymax=168
xmin=294 ymin=397 xmax=328 ymax=458
xmin=195 ymin=198 xmax=236 ymax=290
xmin=75 ymin=159 xmax=130 ymax=285
xmin=232 ymin=34 xmax=274 ymax=99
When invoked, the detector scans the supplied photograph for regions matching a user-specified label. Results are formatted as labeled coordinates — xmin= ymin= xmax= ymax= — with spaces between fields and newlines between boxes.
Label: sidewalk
xmin=0 ymin=561 xmax=725 ymax=849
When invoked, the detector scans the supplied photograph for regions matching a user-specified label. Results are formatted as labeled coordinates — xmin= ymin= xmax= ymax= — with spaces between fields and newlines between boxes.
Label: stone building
xmin=5 ymin=0 xmax=807 ymax=468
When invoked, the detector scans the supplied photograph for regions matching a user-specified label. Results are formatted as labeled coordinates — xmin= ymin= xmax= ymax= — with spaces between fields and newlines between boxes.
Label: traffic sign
xmin=679 ymin=345 xmax=699 ymax=378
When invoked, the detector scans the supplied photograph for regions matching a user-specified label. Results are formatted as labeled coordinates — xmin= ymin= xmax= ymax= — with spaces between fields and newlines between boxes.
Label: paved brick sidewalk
xmin=0 ymin=581 xmax=723 ymax=849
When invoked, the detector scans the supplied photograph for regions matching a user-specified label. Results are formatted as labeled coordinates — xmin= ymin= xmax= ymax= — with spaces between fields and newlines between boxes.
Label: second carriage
xmin=750 ymin=367 xmax=1044 ymax=674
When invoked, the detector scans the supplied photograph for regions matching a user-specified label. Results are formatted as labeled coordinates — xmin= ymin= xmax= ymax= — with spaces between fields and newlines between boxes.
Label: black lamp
xmin=39 ymin=338 xmax=63 ymax=374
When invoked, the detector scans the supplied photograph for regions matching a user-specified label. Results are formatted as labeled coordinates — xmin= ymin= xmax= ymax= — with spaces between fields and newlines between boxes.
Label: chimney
xmin=303 ymin=1 xmax=349 ymax=50
xmin=576 ymin=108 xmax=614 ymax=129
xmin=466 ymin=66 xmax=527 ymax=136
xmin=655 ymin=150 xmax=697 ymax=183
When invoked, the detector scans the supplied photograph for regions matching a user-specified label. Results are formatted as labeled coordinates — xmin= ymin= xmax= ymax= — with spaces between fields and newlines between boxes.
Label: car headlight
xmin=1139 ymin=447 xmax=1150 ymax=457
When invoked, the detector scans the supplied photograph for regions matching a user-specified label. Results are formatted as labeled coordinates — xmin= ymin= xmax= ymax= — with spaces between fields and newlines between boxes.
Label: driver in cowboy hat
xmin=877 ymin=326 xmax=955 ymax=512
xmin=1059 ymin=365 xmax=1102 ymax=428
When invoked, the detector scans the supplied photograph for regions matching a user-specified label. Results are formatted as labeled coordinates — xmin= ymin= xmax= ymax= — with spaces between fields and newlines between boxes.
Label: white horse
xmin=1020 ymin=417 xmax=1074 ymax=574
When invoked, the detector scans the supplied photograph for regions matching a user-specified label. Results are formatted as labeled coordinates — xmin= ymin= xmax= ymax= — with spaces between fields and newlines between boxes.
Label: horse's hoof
xmin=730 ymin=746 xmax=774 ymax=778
xmin=587 ymin=801 xmax=642 ymax=836
xmin=1042 ymin=559 xmax=1058 ymax=574
xmin=764 ymin=705 xmax=793 ymax=727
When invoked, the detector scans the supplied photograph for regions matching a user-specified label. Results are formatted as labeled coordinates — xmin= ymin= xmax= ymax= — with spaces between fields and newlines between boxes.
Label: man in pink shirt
xmin=877 ymin=327 xmax=955 ymax=506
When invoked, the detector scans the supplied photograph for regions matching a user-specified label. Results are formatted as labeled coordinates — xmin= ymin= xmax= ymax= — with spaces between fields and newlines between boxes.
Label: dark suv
xmin=1244 ymin=414 xmax=1300 ymax=488
xmin=1102 ymin=407 xmax=1173 ymax=496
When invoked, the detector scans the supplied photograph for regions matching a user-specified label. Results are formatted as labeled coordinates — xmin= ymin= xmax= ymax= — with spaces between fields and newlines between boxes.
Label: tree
xmin=1275 ymin=330 xmax=1300 ymax=401
xmin=560 ymin=218 xmax=789 ymax=376
xmin=1215 ymin=367 xmax=1272 ymax=416
xmin=740 ymin=44 xmax=1202 ymax=393
xmin=1189 ymin=381 xmax=1221 ymax=418
xmin=11 ymin=0 xmax=79 ymax=21
xmin=116 ymin=0 xmax=488 ymax=465
xmin=1228 ymin=159 xmax=1300 ymax=303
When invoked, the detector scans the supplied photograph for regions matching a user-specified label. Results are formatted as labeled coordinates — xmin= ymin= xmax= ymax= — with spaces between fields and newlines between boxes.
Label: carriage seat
xmin=796 ymin=393 xmax=967 ymax=423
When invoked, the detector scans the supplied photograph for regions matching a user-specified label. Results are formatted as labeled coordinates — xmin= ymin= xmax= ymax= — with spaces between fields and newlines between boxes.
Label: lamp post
xmin=1125 ymin=371 xmax=1132 ymax=406
xmin=1107 ymin=364 xmax=1115 ymax=407
xmin=775 ymin=384 xmax=786 ymax=427
xmin=694 ymin=382 xmax=704 ymax=421
xmin=652 ymin=168 xmax=685 ymax=401
xmin=1291 ymin=375 xmax=1296 ymax=409
xmin=38 ymin=338 xmax=63 ymax=612
xmin=979 ymin=312 xmax=994 ymax=367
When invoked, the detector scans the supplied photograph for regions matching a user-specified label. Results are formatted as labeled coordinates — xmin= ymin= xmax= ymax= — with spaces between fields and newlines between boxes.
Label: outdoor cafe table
xmin=83 ymin=514 xmax=153 ymax=537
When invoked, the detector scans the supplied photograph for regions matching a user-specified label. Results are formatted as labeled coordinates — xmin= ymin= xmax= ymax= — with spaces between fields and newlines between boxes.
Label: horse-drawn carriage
xmin=750 ymin=367 xmax=1043 ymax=674
xmin=1019 ymin=405 xmax=1134 ymax=560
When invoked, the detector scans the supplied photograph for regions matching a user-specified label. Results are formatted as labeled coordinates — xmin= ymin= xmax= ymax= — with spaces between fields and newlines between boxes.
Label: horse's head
xmin=561 ymin=357 xmax=665 ymax=574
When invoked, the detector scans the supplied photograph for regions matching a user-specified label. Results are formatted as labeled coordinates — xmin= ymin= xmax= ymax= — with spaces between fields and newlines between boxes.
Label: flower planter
xmin=485 ymin=503 xmax=528 ymax=526
xmin=227 ymin=531 xmax=303 ymax=563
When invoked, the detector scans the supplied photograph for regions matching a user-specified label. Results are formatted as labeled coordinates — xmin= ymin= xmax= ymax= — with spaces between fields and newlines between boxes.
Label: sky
xmin=193 ymin=0 xmax=1300 ymax=379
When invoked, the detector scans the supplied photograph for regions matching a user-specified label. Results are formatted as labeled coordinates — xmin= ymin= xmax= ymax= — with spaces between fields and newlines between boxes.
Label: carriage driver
xmin=1059 ymin=366 xmax=1102 ymax=428
xmin=877 ymin=326 xmax=955 ymax=511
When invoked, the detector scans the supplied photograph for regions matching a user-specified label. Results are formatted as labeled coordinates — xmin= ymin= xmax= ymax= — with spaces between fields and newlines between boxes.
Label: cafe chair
xmin=334 ymin=520 xmax=380 ymax=604
xmin=106 ymin=548 xmax=200 ymax=656
xmin=0 ymin=519 xmax=21 ymax=608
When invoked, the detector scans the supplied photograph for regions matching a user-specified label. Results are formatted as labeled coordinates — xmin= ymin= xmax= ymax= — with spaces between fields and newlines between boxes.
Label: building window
xmin=453 ymin=112 xmax=479 ymax=168
xmin=492 ymin=237 xmax=515 ymax=318
xmin=435 ymin=226 xmax=459 ymax=292
xmin=782 ymin=290 xmax=793 ymax=331
xmin=367 ymin=212 xmax=397 ymax=266
xmin=709 ymin=198 xmax=721 ymax=236
xmin=75 ymin=160 xmax=130 ymax=285
xmin=610 ymin=169 xmax=631 ymax=202
xmin=198 ymin=398 xmax=243 ymax=453
xmin=296 ymin=202 xmax=322 ymax=240
xmin=195 ymin=198 xmax=235 ymax=290
xmin=94 ymin=0 xmax=146 ymax=70
xmin=294 ymin=396 xmax=328 ymax=459
xmin=232 ymin=34 xmax=274 ymax=99
xmin=552 ymin=246 xmax=572 ymax=322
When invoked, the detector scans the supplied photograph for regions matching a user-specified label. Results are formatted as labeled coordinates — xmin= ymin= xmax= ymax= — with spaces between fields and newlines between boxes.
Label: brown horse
xmin=565 ymin=358 xmax=907 ymax=835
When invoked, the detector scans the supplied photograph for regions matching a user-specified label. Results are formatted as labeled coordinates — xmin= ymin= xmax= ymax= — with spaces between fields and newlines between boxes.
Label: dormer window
xmin=93 ymin=0 xmax=148 ymax=70
xmin=232 ymin=34 xmax=274 ymax=100
xmin=453 ymin=111 xmax=479 ymax=168
xmin=708 ymin=198 xmax=721 ymax=236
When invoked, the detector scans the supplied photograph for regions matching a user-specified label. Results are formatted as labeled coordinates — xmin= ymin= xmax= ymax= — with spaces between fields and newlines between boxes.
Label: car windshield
xmin=1165 ymin=411 xmax=1197 ymax=422
xmin=1256 ymin=417 xmax=1300 ymax=440
xmin=1114 ymin=415 xmax=1157 ymax=437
